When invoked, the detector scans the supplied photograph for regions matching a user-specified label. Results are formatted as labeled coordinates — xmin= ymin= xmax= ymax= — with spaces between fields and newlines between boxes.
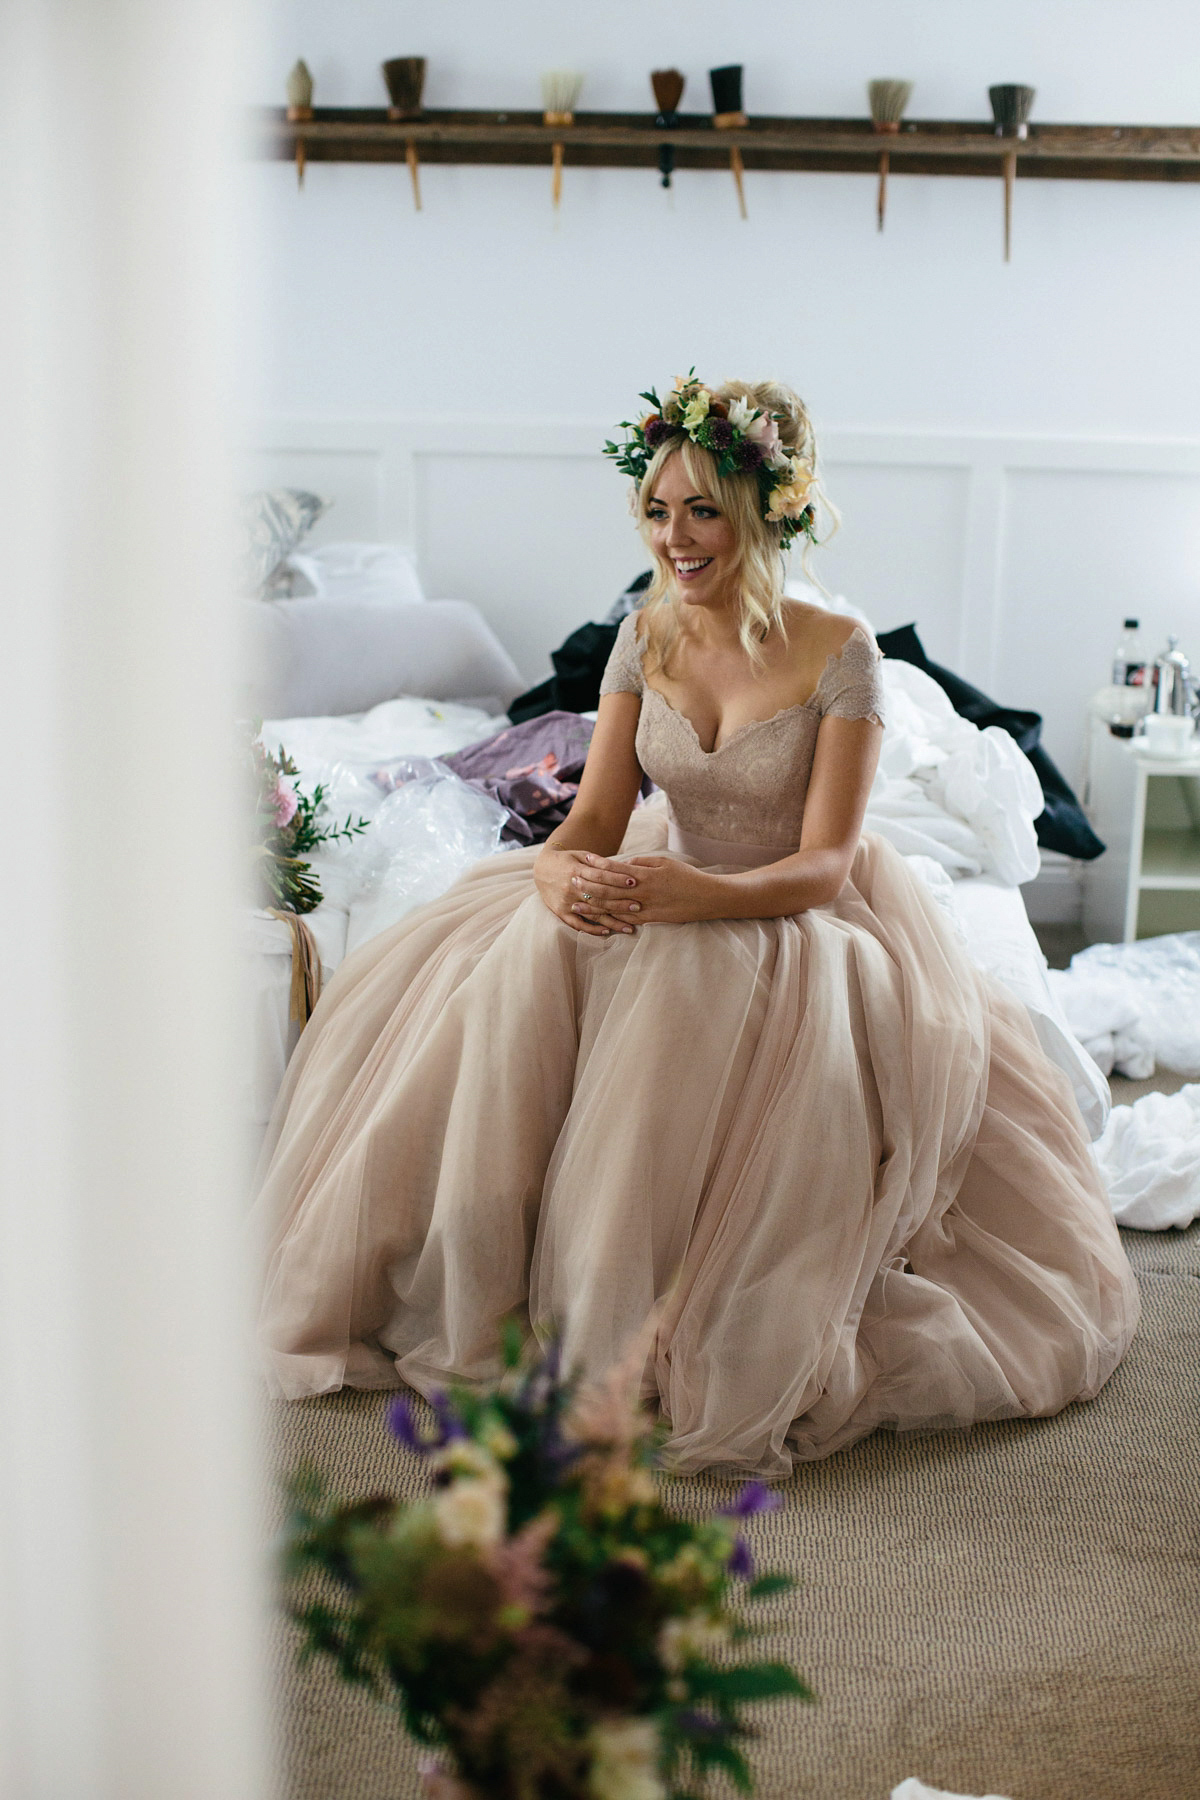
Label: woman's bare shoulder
xmin=781 ymin=600 xmax=874 ymax=667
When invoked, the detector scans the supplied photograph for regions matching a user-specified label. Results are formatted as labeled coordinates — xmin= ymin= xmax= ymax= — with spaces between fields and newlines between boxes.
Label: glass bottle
xmin=1112 ymin=618 xmax=1149 ymax=689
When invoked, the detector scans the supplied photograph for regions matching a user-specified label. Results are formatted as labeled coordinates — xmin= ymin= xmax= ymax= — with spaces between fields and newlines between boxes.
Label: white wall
xmin=249 ymin=0 xmax=1200 ymax=778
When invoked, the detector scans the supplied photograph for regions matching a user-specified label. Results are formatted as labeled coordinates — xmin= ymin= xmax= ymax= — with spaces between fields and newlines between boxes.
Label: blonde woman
xmin=256 ymin=376 xmax=1137 ymax=1476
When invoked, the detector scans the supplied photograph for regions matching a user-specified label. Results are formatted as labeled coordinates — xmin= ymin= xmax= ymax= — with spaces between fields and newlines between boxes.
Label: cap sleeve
xmin=815 ymin=626 xmax=885 ymax=726
xmin=598 ymin=611 xmax=645 ymax=698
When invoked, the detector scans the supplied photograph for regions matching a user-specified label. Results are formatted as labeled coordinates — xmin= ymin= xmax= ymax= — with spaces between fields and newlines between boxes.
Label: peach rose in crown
xmin=765 ymin=465 xmax=815 ymax=522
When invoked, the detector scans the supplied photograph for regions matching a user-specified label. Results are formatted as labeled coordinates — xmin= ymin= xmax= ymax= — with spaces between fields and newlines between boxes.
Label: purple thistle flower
xmin=643 ymin=417 xmax=677 ymax=450
xmin=697 ymin=417 xmax=735 ymax=452
xmin=732 ymin=438 xmax=765 ymax=471
xmin=728 ymin=1535 xmax=755 ymax=1580
xmin=386 ymin=1394 xmax=427 ymax=1454
xmin=721 ymin=1479 xmax=782 ymax=1520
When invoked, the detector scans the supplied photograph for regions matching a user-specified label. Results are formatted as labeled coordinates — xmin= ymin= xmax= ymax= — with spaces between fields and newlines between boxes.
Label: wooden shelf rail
xmin=255 ymin=108 xmax=1200 ymax=183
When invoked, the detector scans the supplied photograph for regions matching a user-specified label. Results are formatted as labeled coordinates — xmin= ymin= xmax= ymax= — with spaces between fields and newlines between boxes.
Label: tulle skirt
xmin=253 ymin=816 xmax=1138 ymax=1476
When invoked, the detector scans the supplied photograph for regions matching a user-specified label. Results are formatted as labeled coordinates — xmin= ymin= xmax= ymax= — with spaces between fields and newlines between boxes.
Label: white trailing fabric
xmin=866 ymin=661 xmax=1044 ymax=886
xmin=1092 ymin=1085 xmax=1200 ymax=1231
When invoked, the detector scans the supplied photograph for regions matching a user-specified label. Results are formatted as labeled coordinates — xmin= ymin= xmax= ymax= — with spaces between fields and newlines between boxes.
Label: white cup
xmin=1140 ymin=713 xmax=1198 ymax=758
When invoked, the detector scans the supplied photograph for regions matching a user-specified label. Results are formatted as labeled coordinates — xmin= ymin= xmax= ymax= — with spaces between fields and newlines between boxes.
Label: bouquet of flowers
xmin=282 ymin=1323 xmax=810 ymax=1799
xmin=250 ymin=730 xmax=367 ymax=914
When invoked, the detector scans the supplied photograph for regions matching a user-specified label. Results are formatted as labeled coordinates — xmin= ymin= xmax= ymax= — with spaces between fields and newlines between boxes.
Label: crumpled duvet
xmin=865 ymin=661 xmax=1044 ymax=886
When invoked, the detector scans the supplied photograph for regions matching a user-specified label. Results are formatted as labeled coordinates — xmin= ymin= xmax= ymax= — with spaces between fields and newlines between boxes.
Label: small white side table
xmin=1082 ymin=717 xmax=1200 ymax=942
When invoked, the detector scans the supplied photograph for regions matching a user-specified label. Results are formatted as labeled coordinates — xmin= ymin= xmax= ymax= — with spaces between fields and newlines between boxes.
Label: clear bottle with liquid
xmin=1112 ymin=618 xmax=1149 ymax=689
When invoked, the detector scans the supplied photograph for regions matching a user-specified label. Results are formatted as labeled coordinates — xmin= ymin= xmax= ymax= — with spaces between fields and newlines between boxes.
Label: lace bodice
xmin=599 ymin=611 xmax=885 ymax=850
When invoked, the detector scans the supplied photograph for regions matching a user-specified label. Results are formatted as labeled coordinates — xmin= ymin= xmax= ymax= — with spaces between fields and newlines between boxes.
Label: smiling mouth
xmin=674 ymin=558 xmax=713 ymax=578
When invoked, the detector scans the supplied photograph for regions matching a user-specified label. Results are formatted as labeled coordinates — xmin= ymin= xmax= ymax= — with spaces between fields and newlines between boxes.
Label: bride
xmin=255 ymin=374 xmax=1138 ymax=1477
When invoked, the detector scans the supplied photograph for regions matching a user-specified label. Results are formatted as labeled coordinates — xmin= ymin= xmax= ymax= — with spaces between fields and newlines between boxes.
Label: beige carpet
xmin=268 ymin=1220 xmax=1200 ymax=1800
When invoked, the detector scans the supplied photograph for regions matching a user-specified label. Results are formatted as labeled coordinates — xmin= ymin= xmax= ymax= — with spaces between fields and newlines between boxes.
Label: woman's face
xmin=644 ymin=452 xmax=739 ymax=610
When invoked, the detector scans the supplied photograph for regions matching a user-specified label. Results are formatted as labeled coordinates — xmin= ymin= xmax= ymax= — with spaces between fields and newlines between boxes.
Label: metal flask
xmin=1152 ymin=634 xmax=1193 ymax=714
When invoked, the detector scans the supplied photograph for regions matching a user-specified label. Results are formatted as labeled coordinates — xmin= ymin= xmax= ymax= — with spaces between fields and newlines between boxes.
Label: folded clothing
xmin=876 ymin=623 xmax=1104 ymax=861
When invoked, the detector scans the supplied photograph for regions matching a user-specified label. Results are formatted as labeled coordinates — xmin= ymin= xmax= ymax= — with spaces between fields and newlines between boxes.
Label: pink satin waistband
xmin=666 ymin=818 xmax=795 ymax=869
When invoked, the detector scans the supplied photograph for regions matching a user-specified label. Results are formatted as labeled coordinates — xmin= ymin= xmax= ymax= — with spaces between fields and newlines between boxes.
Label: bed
xmin=242 ymin=537 xmax=1107 ymax=1147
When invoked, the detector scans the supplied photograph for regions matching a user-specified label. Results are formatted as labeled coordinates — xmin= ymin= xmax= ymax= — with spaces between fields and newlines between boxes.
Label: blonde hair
xmin=634 ymin=379 xmax=835 ymax=675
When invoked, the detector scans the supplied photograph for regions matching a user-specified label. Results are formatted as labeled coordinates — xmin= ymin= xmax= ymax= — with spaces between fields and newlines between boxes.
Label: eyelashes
xmin=646 ymin=507 xmax=719 ymax=521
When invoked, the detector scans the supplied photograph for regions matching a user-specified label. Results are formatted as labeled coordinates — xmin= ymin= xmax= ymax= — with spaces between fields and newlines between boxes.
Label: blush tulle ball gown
xmin=254 ymin=621 xmax=1138 ymax=1476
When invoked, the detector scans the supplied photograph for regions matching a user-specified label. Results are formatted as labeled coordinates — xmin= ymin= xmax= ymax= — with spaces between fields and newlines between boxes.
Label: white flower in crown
xmin=765 ymin=459 xmax=816 ymax=523
xmin=681 ymin=388 xmax=711 ymax=432
xmin=725 ymin=393 xmax=758 ymax=433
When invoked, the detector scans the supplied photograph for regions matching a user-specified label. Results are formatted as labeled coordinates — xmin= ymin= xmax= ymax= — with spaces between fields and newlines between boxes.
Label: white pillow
xmin=243 ymin=597 xmax=524 ymax=719
xmin=284 ymin=540 xmax=426 ymax=607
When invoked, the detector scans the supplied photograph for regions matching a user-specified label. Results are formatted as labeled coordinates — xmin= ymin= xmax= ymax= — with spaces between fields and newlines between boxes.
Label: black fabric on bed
xmin=877 ymin=623 xmax=1105 ymax=860
xmin=507 ymin=574 xmax=652 ymax=723
xmin=507 ymin=622 xmax=621 ymax=724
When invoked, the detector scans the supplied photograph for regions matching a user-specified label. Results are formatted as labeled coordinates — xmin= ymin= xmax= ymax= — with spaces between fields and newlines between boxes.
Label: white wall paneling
xmin=248 ymin=418 xmax=1200 ymax=780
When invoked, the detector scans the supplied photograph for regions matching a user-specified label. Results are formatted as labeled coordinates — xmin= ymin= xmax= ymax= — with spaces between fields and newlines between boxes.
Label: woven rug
xmin=266 ymin=1223 xmax=1200 ymax=1800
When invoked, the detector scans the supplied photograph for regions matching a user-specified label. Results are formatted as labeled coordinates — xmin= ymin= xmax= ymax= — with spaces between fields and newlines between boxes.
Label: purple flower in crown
xmin=643 ymin=416 xmax=678 ymax=451
xmin=732 ymin=438 xmax=765 ymax=471
xmin=696 ymin=417 xmax=735 ymax=453
xmin=721 ymin=1479 xmax=782 ymax=1520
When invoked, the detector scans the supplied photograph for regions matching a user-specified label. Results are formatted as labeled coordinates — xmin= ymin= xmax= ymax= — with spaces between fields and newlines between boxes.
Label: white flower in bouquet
xmin=430 ymin=1438 xmax=505 ymax=1484
xmin=657 ymin=1610 xmax=732 ymax=1671
xmin=433 ymin=1476 xmax=507 ymax=1550
xmin=586 ymin=1717 xmax=665 ymax=1800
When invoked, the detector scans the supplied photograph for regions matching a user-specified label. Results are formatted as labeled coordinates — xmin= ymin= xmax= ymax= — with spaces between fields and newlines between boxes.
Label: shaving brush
xmin=285 ymin=59 xmax=314 ymax=189
xmin=709 ymin=64 xmax=748 ymax=219
xmin=383 ymin=56 xmax=427 ymax=211
xmin=651 ymin=68 xmax=685 ymax=191
xmin=867 ymin=79 xmax=913 ymax=231
xmin=989 ymin=83 xmax=1036 ymax=261
xmin=541 ymin=69 xmax=584 ymax=208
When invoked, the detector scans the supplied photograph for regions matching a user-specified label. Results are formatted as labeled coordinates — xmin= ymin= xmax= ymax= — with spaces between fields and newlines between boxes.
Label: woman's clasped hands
xmin=533 ymin=847 xmax=721 ymax=936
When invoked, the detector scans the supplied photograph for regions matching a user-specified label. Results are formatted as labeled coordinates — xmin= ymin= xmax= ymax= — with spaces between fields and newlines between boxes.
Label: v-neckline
xmin=634 ymin=621 xmax=866 ymax=758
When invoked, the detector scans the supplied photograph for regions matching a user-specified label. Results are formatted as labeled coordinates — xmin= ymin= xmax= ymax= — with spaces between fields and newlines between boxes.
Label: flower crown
xmin=602 ymin=372 xmax=818 ymax=550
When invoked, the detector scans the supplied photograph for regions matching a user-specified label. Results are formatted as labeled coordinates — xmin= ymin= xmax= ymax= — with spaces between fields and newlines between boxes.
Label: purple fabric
xmin=440 ymin=711 xmax=595 ymax=845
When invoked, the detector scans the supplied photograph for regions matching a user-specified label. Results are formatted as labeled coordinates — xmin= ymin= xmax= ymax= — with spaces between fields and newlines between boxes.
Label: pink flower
xmin=272 ymin=778 xmax=298 ymax=828
xmin=485 ymin=1511 xmax=558 ymax=1615
xmin=745 ymin=412 xmax=782 ymax=461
